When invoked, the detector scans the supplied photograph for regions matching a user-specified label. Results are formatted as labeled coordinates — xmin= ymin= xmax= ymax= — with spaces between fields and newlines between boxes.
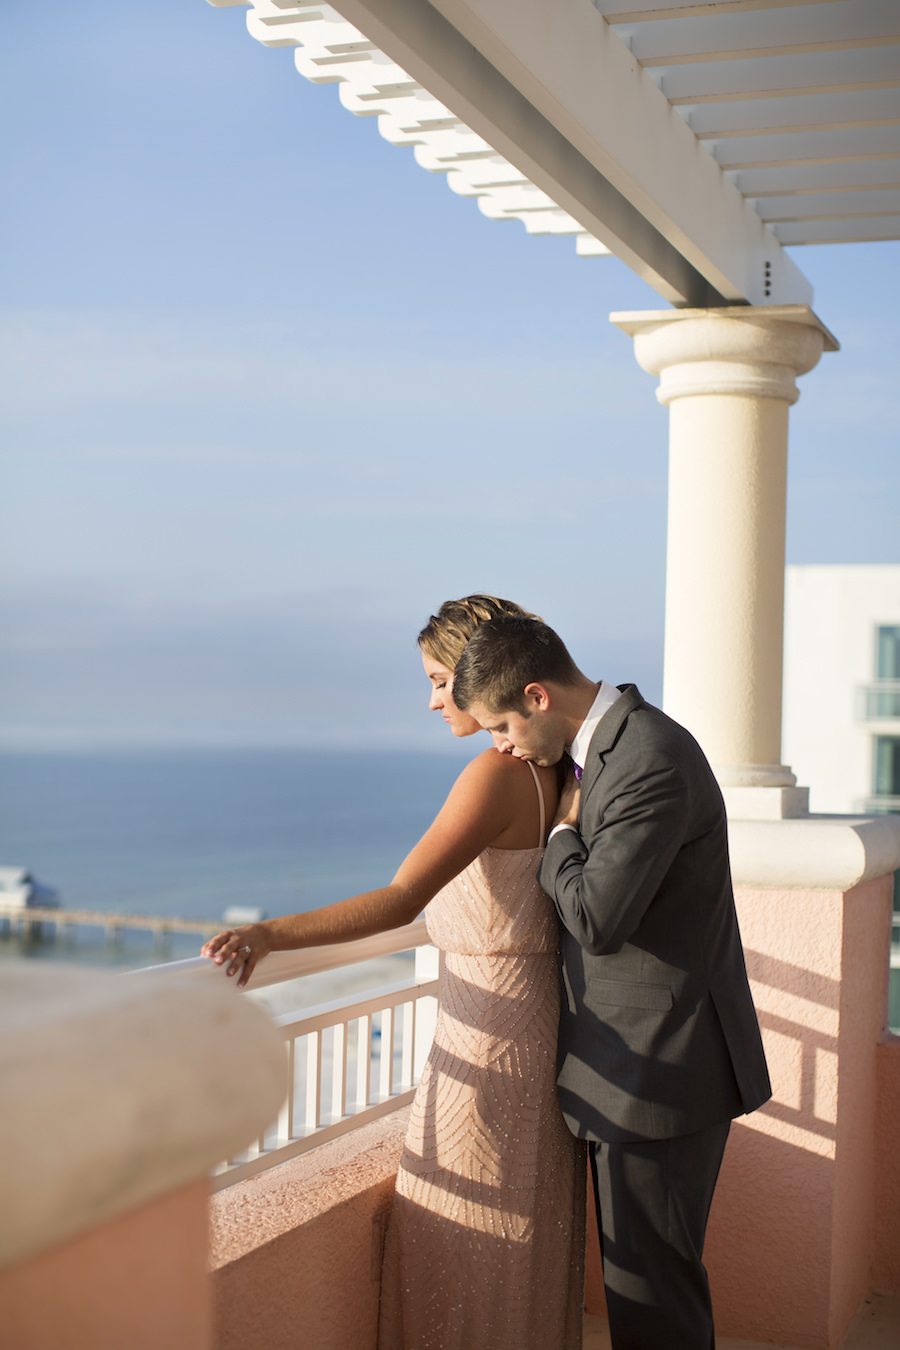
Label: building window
xmin=859 ymin=626 xmax=900 ymax=718
xmin=877 ymin=625 xmax=900 ymax=680
xmin=871 ymin=632 xmax=900 ymax=1033
xmin=874 ymin=735 xmax=900 ymax=802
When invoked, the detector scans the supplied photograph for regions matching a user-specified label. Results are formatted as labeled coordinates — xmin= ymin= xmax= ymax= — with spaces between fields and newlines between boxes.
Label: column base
xmin=715 ymin=763 xmax=798 ymax=789
xmin=722 ymin=784 xmax=810 ymax=820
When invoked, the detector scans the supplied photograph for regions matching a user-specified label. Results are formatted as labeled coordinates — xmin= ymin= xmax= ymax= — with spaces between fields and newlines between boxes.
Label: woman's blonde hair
xmin=418 ymin=595 xmax=541 ymax=671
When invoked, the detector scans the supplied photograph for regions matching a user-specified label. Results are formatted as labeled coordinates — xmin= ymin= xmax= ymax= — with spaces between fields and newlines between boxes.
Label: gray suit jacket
xmin=540 ymin=684 xmax=771 ymax=1144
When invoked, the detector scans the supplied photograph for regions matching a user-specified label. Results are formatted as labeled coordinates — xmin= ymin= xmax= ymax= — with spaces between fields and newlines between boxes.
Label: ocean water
xmin=0 ymin=748 xmax=470 ymax=970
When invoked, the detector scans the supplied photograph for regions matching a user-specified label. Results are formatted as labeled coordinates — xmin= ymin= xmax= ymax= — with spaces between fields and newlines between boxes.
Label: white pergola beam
xmin=688 ymin=88 xmax=900 ymax=138
xmin=626 ymin=0 xmax=899 ymax=66
xmin=715 ymin=124 xmax=900 ymax=167
xmin=774 ymin=214 xmax=900 ymax=242
xmin=732 ymin=159 xmax=900 ymax=194
xmin=595 ymin=1 xmax=854 ymax=18
xmin=224 ymin=1 xmax=614 ymax=255
xmin=660 ymin=46 xmax=900 ymax=102
xmin=754 ymin=187 xmax=900 ymax=220
xmin=210 ymin=0 xmax=897 ymax=271
xmin=324 ymin=0 xmax=810 ymax=304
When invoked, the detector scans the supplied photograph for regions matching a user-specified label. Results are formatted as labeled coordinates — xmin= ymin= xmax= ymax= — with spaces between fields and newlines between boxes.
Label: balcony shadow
xmin=743 ymin=947 xmax=841 ymax=1143
xmin=564 ymin=942 xmax=852 ymax=1346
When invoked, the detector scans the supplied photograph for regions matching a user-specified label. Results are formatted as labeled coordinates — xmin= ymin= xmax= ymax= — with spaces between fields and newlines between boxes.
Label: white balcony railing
xmin=135 ymin=918 xmax=440 ymax=1190
xmin=857 ymin=680 xmax=900 ymax=721
xmin=860 ymin=796 xmax=900 ymax=815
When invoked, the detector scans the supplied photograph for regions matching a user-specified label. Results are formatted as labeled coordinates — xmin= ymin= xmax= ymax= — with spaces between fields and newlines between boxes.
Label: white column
xmin=611 ymin=305 xmax=838 ymax=819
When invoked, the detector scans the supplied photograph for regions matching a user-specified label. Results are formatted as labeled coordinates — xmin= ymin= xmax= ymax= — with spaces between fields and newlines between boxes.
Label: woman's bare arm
xmin=202 ymin=750 xmax=529 ymax=986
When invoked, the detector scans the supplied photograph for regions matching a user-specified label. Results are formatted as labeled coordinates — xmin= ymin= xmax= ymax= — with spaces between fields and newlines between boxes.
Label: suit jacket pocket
xmin=587 ymin=977 xmax=673 ymax=1012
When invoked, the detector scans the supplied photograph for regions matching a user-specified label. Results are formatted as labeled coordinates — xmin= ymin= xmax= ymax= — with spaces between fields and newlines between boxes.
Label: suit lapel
xmin=578 ymin=684 xmax=643 ymax=801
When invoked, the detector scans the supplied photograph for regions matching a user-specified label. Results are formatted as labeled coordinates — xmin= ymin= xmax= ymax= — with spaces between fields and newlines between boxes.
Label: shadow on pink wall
xmin=708 ymin=879 xmax=894 ymax=1350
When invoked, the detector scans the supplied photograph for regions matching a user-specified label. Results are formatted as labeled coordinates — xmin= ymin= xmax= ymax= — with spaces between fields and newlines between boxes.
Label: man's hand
xmin=552 ymin=764 xmax=581 ymax=829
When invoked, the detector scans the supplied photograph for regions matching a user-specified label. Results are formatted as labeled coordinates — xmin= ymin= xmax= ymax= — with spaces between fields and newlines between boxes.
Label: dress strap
xmin=524 ymin=760 xmax=546 ymax=847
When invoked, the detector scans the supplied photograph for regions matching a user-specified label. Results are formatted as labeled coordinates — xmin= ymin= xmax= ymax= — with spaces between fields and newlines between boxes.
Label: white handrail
xmin=136 ymin=916 xmax=430 ymax=989
xmin=212 ymin=970 xmax=440 ymax=1189
xmin=130 ymin=918 xmax=439 ymax=1187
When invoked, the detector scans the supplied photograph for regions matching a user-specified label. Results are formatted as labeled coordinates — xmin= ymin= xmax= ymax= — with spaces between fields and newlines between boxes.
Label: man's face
xmin=467 ymin=692 xmax=568 ymax=766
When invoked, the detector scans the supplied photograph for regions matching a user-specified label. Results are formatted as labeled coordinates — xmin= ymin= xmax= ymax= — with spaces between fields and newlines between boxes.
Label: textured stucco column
xmin=1 ymin=961 xmax=286 ymax=1350
xmin=612 ymin=305 xmax=838 ymax=818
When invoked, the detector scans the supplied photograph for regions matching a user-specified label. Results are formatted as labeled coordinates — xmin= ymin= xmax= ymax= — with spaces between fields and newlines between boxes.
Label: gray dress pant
xmin=590 ymin=1119 xmax=731 ymax=1350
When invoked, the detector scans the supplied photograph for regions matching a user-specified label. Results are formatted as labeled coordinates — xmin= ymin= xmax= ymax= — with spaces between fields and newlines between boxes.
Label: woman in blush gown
xmin=203 ymin=596 xmax=586 ymax=1350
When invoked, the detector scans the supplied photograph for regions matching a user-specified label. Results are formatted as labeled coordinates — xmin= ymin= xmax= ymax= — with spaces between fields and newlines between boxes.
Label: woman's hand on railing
xmin=202 ymin=925 xmax=272 ymax=989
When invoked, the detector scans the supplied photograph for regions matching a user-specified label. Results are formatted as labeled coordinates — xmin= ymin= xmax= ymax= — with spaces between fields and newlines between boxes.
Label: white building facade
xmin=784 ymin=566 xmax=900 ymax=817
xmin=784 ymin=564 xmax=900 ymax=1029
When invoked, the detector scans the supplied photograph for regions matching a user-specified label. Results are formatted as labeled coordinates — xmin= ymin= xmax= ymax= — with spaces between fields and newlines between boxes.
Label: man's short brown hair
xmin=452 ymin=616 xmax=581 ymax=714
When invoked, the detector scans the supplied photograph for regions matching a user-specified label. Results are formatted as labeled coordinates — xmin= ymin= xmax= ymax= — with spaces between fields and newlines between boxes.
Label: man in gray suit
xmin=453 ymin=616 xmax=771 ymax=1350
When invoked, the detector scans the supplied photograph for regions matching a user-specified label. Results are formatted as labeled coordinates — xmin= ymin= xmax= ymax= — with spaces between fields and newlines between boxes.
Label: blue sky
xmin=2 ymin=0 xmax=898 ymax=753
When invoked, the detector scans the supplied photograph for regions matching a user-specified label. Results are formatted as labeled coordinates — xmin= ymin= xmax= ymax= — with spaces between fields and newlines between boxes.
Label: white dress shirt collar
xmin=569 ymin=681 xmax=622 ymax=770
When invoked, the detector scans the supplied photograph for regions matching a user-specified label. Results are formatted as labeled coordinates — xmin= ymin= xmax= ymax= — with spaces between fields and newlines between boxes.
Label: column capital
xmin=611 ymin=304 xmax=839 ymax=405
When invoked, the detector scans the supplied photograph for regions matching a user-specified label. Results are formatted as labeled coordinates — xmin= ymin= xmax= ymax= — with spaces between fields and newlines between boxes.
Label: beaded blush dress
xmin=378 ymin=761 xmax=586 ymax=1350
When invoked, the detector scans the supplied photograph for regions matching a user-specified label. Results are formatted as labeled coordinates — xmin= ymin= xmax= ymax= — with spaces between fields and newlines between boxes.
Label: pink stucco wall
xmin=583 ymin=1176 xmax=607 ymax=1319
xmin=703 ymin=875 xmax=894 ymax=1350
xmin=210 ymin=1110 xmax=408 ymax=1350
xmin=874 ymin=1036 xmax=900 ymax=1294
xmin=582 ymin=877 xmax=895 ymax=1348
xmin=1 ymin=1178 xmax=211 ymax=1350
xmin=206 ymin=876 xmax=896 ymax=1350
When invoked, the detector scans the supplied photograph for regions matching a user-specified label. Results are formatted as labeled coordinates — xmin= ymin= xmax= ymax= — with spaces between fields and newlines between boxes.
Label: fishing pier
xmin=0 ymin=904 xmax=222 ymax=955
